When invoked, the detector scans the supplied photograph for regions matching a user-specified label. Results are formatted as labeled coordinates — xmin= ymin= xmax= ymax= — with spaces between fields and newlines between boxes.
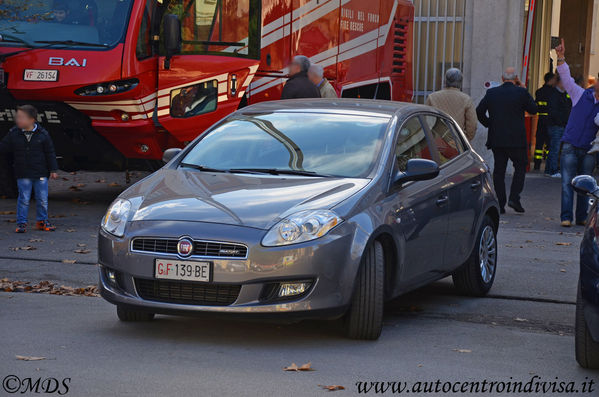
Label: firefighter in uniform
xmin=533 ymin=72 xmax=557 ymax=170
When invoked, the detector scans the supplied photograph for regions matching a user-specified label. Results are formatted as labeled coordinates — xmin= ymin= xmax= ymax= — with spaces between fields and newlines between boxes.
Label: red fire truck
xmin=0 ymin=0 xmax=413 ymax=195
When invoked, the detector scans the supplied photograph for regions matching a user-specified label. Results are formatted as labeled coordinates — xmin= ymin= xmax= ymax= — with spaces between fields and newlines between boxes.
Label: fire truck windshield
xmin=0 ymin=0 xmax=133 ymax=49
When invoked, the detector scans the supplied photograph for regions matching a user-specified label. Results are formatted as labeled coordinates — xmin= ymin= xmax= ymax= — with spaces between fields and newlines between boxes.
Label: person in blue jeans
xmin=0 ymin=105 xmax=59 ymax=233
xmin=555 ymin=39 xmax=599 ymax=227
xmin=545 ymin=76 xmax=572 ymax=177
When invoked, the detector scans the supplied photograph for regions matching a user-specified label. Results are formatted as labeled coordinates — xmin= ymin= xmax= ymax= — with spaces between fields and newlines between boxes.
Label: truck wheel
xmin=345 ymin=240 xmax=384 ymax=340
xmin=575 ymin=282 xmax=599 ymax=369
xmin=0 ymin=157 xmax=17 ymax=198
xmin=116 ymin=306 xmax=155 ymax=322
xmin=452 ymin=215 xmax=497 ymax=296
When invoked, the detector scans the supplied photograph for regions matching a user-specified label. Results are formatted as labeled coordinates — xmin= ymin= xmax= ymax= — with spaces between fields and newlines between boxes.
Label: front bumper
xmin=98 ymin=220 xmax=364 ymax=319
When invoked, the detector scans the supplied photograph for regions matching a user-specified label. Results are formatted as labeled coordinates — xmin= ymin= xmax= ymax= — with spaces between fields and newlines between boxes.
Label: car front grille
xmin=131 ymin=238 xmax=248 ymax=259
xmin=135 ymin=279 xmax=241 ymax=306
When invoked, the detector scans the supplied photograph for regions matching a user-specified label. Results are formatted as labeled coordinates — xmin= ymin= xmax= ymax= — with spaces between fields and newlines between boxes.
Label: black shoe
xmin=500 ymin=207 xmax=506 ymax=214
xmin=508 ymin=201 xmax=525 ymax=213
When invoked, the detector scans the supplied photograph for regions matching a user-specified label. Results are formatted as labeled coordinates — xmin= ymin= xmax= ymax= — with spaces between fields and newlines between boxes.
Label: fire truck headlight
xmin=76 ymin=78 xmax=139 ymax=96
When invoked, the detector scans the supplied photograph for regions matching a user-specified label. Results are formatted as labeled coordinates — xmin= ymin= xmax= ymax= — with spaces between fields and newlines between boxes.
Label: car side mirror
xmin=163 ymin=14 xmax=181 ymax=70
xmin=162 ymin=148 xmax=182 ymax=163
xmin=572 ymin=175 xmax=599 ymax=197
xmin=393 ymin=159 xmax=440 ymax=187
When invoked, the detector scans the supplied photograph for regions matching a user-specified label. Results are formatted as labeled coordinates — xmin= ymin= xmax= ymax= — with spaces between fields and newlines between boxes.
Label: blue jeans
xmin=546 ymin=126 xmax=564 ymax=175
xmin=16 ymin=178 xmax=49 ymax=225
xmin=561 ymin=143 xmax=596 ymax=223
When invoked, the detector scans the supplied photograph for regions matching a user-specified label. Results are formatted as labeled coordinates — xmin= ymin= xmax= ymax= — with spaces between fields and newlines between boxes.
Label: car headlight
xmin=101 ymin=198 xmax=131 ymax=237
xmin=262 ymin=210 xmax=342 ymax=247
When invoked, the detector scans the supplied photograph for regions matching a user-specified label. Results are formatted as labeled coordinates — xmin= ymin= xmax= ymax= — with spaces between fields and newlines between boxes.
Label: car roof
xmin=237 ymin=98 xmax=438 ymax=119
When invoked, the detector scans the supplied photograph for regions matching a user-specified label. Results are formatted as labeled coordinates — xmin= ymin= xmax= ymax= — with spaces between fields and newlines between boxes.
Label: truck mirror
xmin=163 ymin=14 xmax=181 ymax=70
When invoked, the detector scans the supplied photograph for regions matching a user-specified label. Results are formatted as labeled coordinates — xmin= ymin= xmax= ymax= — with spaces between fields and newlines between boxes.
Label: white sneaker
xmin=551 ymin=172 xmax=561 ymax=178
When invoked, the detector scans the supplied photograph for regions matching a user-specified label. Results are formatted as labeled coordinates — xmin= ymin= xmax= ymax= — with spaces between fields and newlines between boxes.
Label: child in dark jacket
xmin=0 ymin=105 xmax=59 ymax=233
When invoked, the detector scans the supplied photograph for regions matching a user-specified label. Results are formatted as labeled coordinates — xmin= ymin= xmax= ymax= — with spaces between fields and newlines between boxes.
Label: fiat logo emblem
xmin=177 ymin=238 xmax=193 ymax=257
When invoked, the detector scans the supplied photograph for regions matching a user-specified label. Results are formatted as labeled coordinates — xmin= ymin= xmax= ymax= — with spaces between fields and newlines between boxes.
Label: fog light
xmin=108 ymin=84 xmax=118 ymax=92
xmin=278 ymin=281 xmax=310 ymax=298
xmin=139 ymin=144 xmax=149 ymax=153
xmin=106 ymin=269 xmax=117 ymax=285
xmin=96 ymin=85 xmax=105 ymax=94
xmin=121 ymin=112 xmax=130 ymax=121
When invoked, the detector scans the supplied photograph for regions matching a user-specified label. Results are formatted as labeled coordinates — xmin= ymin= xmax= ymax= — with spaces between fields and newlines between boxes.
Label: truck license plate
xmin=23 ymin=69 xmax=58 ymax=82
xmin=155 ymin=259 xmax=211 ymax=282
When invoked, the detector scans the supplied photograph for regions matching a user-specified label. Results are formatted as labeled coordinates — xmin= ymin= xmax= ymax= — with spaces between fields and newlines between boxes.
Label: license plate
xmin=23 ymin=69 xmax=58 ymax=82
xmin=154 ymin=259 xmax=211 ymax=282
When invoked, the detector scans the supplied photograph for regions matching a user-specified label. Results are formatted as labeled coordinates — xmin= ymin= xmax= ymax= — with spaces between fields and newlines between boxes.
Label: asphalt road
xmin=0 ymin=171 xmax=597 ymax=396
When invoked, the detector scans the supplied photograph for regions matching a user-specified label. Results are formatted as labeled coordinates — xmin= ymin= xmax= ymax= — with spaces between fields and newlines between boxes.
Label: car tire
xmin=575 ymin=282 xmax=599 ymax=369
xmin=345 ymin=240 xmax=384 ymax=340
xmin=116 ymin=306 xmax=155 ymax=322
xmin=452 ymin=215 xmax=497 ymax=296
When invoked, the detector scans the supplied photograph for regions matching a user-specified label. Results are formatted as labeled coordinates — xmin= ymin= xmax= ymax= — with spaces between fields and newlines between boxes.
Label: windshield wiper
xmin=179 ymin=163 xmax=229 ymax=173
xmin=34 ymin=40 xmax=110 ymax=48
xmin=228 ymin=168 xmax=329 ymax=177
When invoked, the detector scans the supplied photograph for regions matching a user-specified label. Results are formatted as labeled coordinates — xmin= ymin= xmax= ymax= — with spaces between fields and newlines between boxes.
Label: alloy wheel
xmin=479 ymin=225 xmax=497 ymax=283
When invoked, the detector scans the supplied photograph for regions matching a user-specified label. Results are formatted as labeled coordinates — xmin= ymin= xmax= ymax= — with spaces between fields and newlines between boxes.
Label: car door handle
xmin=436 ymin=195 xmax=449 ymax=207
xmin=470 ymin=180 xmax=482 ymax=190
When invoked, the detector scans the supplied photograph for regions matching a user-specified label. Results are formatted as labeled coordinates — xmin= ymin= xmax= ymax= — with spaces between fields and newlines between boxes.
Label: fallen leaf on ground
xmin=283 ymin=363 xmax=299 ymax=371
xmin=1 ymin=279 xmax=99 ymax=297
xmin=453 ymin=349 xmax=472 ymax=353
xmin=74 ymin=249 xmax=91 ymax=254
xmin=76 ymin=183 xmax=86 ymax=188
xmin=16 ymin=355 xmax=46 ymax=361
xmin=29 ymin=238 xmax=43 ymax=243
xmin=49 ymin=214 xmax=66 ymax=218
xmin=5 ymin=219 xmax=16 ymax=223
xmin=62 ymin=259 xmax=76 ymax=264
xmin=61 ymin=177 xmax=69 ymax=181
xmin=95 ymin=179 xmax=106 ymax=183
xmin=556 ymin=242 xmax=572 ymax=246
xmin=0 ymin=210 xmax=16 ymax=215
xmin=11 ymin=246 xmax=36 ymax=251
xmin=514 ymin=318 xmax=528 ymax=322
xmin=298 ymin=362 xmax=314 ymax=371
xmin=283 ymin=362 xmax=314 ymax=371
xmin=560 ymin=269 xmax=566 ymax=273
xmin=65 ymin=228 xmax=76 ymax=233
xmin=77 ymin=243 xmax=87 ymax=247
xmin=108 ymin=182 xmax=121 ymax=187
xmin=318 ymin=385 xmax=345 ymax=391
xmin=68 ymin=186 xmax=82 ymax=192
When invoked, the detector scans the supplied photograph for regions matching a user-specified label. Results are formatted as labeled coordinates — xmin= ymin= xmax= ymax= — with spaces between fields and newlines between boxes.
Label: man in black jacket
xmin=476 ymin=67 xmax=538 ymax=213
xmin=0 ymin=105 xmax=59 ymax=233
xmin=281 ymin=55 xmax=320 ymax=100
xmin=545 ymin=76 xmax=572 ymax=177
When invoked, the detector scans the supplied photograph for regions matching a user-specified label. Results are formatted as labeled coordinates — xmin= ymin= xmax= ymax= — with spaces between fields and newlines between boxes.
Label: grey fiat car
xmin=98 ymin=99 xmax=500 ymax=339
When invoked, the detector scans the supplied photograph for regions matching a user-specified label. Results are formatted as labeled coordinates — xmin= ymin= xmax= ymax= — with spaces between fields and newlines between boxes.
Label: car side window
xmin=395 ymin=117 xmax=433 ymax=172
xmin=422 ymin=115 xmax=463 ymax=165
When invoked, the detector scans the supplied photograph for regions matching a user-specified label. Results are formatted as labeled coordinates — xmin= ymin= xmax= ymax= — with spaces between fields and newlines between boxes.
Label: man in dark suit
xmin=476 ymin=67 xmax=538 ymax=214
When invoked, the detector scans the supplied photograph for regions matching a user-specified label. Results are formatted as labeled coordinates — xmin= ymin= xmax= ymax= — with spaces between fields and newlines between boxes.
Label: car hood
xmin=125 ymin=169 xmax=369 ymax=230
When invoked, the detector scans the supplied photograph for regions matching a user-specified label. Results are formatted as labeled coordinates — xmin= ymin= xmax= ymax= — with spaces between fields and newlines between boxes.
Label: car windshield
xmin=0 ymin=0 xmax=133 ymax=49
xmin=181 ymin=112 xmax=390 ymax=178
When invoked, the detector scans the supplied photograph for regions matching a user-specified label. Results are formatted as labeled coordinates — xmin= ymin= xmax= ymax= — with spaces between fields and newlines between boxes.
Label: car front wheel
xmin=452 ymin=215 xmax=497 ymax=296
xmin=117 ymin=306 xmax=155 ymax=322
xmin=345 ymin=240 xmax=384 ymax=340
xmin=575 ymin=282 xmax=599 ymax=369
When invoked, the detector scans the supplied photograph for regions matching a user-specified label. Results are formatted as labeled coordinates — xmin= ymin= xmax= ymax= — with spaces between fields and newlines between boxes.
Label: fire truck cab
xmin=0 ymin=0 xmax=413 ymax=195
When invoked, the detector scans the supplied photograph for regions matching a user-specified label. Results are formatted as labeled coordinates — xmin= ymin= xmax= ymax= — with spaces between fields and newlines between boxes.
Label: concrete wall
xmin=461 ymin=0 xmax=526 ymax=169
